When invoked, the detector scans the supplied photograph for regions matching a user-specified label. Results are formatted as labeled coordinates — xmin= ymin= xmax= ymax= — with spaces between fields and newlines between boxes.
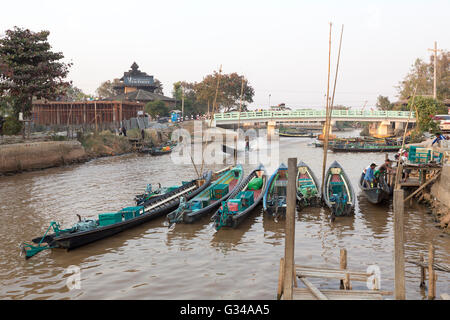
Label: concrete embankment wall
xmin=430 ymin=164 xmax=450 ymax=230
xmin=431 ymin=164 xmax=450 ymax=208
xmin=0 ymin=141 xmax=87 ymax=174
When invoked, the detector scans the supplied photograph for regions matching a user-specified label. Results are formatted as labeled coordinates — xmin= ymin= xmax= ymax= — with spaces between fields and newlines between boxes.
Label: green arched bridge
xmin=213 ymin=109 xmax=416 ymax=125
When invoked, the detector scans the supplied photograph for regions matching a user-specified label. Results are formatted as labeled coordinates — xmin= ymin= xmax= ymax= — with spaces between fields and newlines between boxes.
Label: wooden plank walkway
xmin=292 ymin=288 xmax=384 ymax=300
xmin=278 ymin=158 xmax=395 ymax=300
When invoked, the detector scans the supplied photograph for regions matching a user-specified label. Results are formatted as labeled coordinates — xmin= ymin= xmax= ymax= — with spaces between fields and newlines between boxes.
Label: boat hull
xmin=323 ymin=161 xmax=355 ymax=217
xmin=168 ymin=166 xmax=245 ymax=224
xmin=211 ymin=166 xmax=267 ymax=229
xmin=32 ymin=172 xmax=213 ymax=250
xmin=263 ymin=163 xmax=288 ymax=217
xmin=296 ymin=161 xmax=322 ymax=209
xmin=359 ymin=173 xmax=391 ymax=204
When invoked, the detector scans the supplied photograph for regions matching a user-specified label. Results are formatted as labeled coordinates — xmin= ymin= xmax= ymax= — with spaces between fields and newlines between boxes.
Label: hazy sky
xmin=2 ymin=0 xmax=449 ymax=109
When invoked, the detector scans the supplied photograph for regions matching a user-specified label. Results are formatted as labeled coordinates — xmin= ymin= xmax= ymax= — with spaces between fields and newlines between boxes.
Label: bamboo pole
xmin=283 ymin=157 xmax=297 ymax=300
xmin=235 ymin=77 xmax=245 ymax=165
xmin=395 ymin=85 xmax=417 ymax=190
xmin=321 ymin=22 xmax=333 ymax=195
xmin=394 ymin=189 xmax=406 ymax=300
xmin=328 ymin=24 xmax=344 ymax=123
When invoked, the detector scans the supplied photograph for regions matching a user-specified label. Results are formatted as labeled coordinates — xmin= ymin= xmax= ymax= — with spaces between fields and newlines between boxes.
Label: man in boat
xmin=432 ymin=132 xmax=447 ymax=147
xmin=374 ymin=166 xmax=386 ymax=185
xmin=363 ymin=163 xmax=377 ymax=188
xmin=379 ymin=158 xmax=393 ymax=173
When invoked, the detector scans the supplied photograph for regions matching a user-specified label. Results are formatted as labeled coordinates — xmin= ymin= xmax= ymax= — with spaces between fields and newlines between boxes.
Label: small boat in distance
xmin=296 ymin=161 xmax=321 ymax=209
xmin=23 ymin=171 xmax=213 ymax=258
xmin=212 ymin=164 xmax=267 ymax=230
xmin=167 ymin=165 xmax=244 ymax=225
xmin=279 ymin=131 xmax=316 ymax=138
xmin=323 ymin=161 xmax=355 ymax=218
xmin=263 ymin=163 xmax=288 ymax=218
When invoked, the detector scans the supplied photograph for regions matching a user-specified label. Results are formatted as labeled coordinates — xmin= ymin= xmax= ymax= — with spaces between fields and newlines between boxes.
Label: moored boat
xmin=167 ymin=165 xmax=244 ymax=225
xmin=211 ymin=164 xmax=267 ymax=230
xmin=296 ymin=161 xmax=321 ymax=208
xmin=263 ymin=163 xmax=288 ymax=217
xmin=279 ymin=131 xmax=316 ymax=138
xmin=358 ymin=171 xmax=391 ymax=204
xmin=331 ymin=144 xmax=401 ymax=153
xmin=323 ymin=161 xmax=355 ymax=218
xmin=22 ymin=171 xmax=213 ymax=258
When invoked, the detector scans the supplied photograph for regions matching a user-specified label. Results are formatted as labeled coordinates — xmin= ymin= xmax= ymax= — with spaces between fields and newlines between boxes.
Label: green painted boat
xmin=167 ymin=165 xmax=244 ymax=225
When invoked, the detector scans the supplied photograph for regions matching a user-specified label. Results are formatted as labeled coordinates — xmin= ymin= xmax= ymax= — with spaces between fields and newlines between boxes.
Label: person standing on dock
xmin=432 ymin=132 xmax=447 ymax=146
xmin=380 ymin=158 xmax=393 ymax=173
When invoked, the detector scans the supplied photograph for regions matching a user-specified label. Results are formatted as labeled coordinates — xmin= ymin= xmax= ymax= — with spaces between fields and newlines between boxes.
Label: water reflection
xmin=1 ymin=130 xmax=449 ymax=299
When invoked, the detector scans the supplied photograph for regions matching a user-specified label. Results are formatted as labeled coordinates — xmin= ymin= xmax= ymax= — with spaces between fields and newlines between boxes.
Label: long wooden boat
xmin=167 ymin=165 xmax=244 ymax=225
xmin=296 ymin=161 xmax=321 ymax=209
xmin=332 ymin=144 xmax=401 ymax=153
xmin=263 ymin=163 xmax=288 ymax=217
xmin=358 ymin=171 xmax=391 ymax=204
xmin=23 ymin=172 xmax=213 ymax=258
xmin=279 ymin=131 xmax=316 ymax=138
xmin=323 ymin=161 xmax=355 ymax=218
xmin=211 ymin=164 xmax=267 ymax=230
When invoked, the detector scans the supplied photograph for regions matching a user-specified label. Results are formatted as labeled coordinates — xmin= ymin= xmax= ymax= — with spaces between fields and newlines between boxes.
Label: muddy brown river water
xmin=0 ymin=131 xmax=449 ymax=299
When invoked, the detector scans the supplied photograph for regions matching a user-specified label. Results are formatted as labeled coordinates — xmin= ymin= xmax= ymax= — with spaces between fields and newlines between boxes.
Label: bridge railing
xmin=214 ymin=110 xmax=414 ymax=121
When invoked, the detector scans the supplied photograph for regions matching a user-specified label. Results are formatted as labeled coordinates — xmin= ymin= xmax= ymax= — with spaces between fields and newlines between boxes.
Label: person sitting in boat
xmin=363 ymin=163 xmax=377 ymax=188
xmin=374 ymin=166 xmax=386 ymax=185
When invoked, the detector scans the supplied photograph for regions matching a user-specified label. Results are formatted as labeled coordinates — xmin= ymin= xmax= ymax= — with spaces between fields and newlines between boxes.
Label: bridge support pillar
xmin=370 ymin=121 xmax=394 ymax=138
xmin=318 ymin=120 xmax=336 ymax=140
xmin=395 ymin=121 xmax=404 ymax=131
xmin=267 ymin=121 xmax=276 ymax=141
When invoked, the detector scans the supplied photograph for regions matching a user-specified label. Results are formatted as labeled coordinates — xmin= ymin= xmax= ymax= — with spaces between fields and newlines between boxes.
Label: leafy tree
xmin=410 ymin=96 xmax=447 ymax=133
xmin=376 ymin=95 xmax=393 ymax=111
xmin=145 ymin=100 xmax=169 ymax=118
xmin=397 ymin=51 xmax=449 ymax=100
xmin=61 ymin=84 xmax=93 ymax=101
xmin=0 ymin=27 xmax=72 ymax=118
xmin=154 ymin=78 xmax=164 ymax=95
xmin=195 ymin=72 xmax=254 ymax=112
xmin=172 ymin=81 xmax=207 ymax=116
xmin=96 ymin=80 xmax=116 ymax=98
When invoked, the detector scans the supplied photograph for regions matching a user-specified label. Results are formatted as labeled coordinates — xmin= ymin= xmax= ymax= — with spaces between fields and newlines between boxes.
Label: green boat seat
xmin=98 ymin=212 xmax=122 ymax=226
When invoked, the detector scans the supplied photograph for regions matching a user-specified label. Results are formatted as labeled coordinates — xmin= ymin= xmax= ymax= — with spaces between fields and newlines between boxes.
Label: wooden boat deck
xmin=278 ymin=262 xmax=392 ymax=300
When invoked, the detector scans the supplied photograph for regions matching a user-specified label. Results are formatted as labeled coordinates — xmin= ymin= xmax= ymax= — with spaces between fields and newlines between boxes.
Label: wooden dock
xmin=278 ymin=158 xmax=392 ymax=300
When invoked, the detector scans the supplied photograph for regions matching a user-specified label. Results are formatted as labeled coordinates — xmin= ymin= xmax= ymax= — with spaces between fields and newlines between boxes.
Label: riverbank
xmin=0 ymin=127 xmax=175 ymax=175
xmin=0 ymin=140 xmax=87 ymax=175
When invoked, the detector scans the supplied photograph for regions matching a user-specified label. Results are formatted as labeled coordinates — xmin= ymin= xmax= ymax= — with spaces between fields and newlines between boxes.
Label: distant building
xmin=107 ymin=62 xmax=175 ymax=106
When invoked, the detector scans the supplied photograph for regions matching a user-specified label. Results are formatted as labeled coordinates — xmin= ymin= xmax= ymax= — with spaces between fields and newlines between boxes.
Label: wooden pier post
xmin=420 ymin=253 xmax=426 ymax=288
xmin=428 ymin=243 xmax=436 ymax=300
xmin=283 ymin=157 xmax=297 ymax=300
xmin=393 ymin=189 xmax=406 ymax=300
xmin=340 ymin=248 xmax=347 ymax=289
